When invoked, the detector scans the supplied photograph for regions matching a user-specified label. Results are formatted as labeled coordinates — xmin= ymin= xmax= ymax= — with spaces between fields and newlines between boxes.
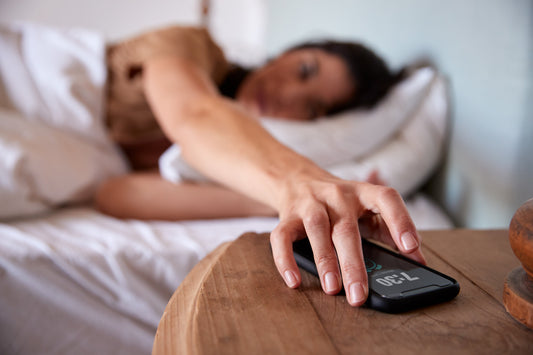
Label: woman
xmin=96 ymin=25 xmax=425 ymax=307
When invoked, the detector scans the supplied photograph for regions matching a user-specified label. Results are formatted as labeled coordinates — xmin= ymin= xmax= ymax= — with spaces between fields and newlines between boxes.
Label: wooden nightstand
xmin=153 ymin=230 xmax=533 ymax=354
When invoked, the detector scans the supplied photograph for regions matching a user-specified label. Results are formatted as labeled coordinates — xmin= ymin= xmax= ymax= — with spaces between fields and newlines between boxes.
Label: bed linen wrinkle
xmin=0 ymin=207 xmax=281 ymax=338
xmin=1 ymin=23 xmax=108 ymax=143
xmin=0 ymin=23 xmax=128 ymax=219
xmin=1 ymin=209 xmax=193 ymax=326
xmin=1 ymin=256 xmax=155 ymax=355
xmin=0 ymin=26 xmax=44 ymax=115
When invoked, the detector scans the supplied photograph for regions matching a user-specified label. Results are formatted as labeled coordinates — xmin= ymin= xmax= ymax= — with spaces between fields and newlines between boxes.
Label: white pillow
xmin=0 ymin=109 xmax=128 ymax=220
xmin=328 ymin=74 xmax=449 ymax=196
xmin=0 ymin=23 xmax=128 ymax=219
xmin=0 ymin=22 xmax=110 ymax=146
xmin=159 ymin=67 xmax=442 ymax=183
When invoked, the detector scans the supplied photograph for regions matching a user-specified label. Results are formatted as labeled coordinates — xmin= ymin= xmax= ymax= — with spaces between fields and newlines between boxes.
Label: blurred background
xmin=1 ymin=0 xmax=531 ymax=229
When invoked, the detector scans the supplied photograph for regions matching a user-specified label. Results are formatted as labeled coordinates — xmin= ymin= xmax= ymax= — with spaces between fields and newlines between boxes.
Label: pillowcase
xmin=159 ymin=67 xmax=444 ymax=186
xmin=327 ymin=73 xmax=449 ymax=197
xmin=0 ymin=109 xmax=128 ymax=220
xmin=0 ymin=23 xmax=127 ymax=220
xmin=0 ymin=22 xmax=110 ymax=146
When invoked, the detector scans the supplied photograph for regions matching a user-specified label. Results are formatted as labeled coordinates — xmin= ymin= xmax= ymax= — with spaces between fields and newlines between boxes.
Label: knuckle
xmin=269 ymin=226 xmax=295 ymax=258
xmin=314 ymin=253 xmax=338 ymax=269
xmin=304 ymin=210 xmax=329 ymax=230
xmin=376 ymin=186 xmax=401 ymax=204
xmin=331 ymin=226 xmax=358 ymax=246
xmin=329 ymin=184 xmax=354 ymax=202
xmin=329 ymin=184 xmax=344 ymax=198
xmin=332 ymin=219 xmax=359 ymax=237
xmin=270 ymin=227 xmax=288 ymax=245
xmin=341 ymin=262 xmax=367 ymax=279
xmin=271 ymin=224 xmax=288 ymax=238
xmin=273 ymin=254 xmax=289 ymax=269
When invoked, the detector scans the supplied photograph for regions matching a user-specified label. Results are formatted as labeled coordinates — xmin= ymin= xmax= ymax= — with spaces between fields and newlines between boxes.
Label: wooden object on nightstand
xmin=504 ymin=198 xmax=533 ymax=328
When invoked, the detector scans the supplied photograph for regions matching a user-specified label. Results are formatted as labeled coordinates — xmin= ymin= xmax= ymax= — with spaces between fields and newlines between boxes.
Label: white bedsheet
xmin=0 ymin=209 xmax=279 ymax=354
xmin=0 ymin=196 xmax=452 ymax=355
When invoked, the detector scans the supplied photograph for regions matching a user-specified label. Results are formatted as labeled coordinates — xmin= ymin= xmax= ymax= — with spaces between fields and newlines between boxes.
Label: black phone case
xmin=293 ymin=238 xmax=460 ymax=313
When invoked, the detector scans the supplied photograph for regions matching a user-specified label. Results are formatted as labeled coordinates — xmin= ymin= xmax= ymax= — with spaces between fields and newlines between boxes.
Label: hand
xmin=269 ymin=173 xmax=426 ymax=307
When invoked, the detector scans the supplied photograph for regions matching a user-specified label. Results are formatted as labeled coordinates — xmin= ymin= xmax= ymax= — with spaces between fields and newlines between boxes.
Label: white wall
xmin=266 ymin=0 xmax=533 ymax=228
xmin=0 ymin=0 xmax=201 ymax=40
xmin=0 ymin=0 xmax=266 ymax=65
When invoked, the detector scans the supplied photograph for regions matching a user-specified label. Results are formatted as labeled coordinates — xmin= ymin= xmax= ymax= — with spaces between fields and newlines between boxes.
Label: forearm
xmin=174 ymin=101 xmax=327 ymax=210
xmin=94 ymin=172 xmax=276 ymax=221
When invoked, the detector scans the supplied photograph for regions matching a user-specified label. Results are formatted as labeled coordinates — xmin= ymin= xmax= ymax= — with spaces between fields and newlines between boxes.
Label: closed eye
xmin=299 ymin=58 xmax=318 ymax=81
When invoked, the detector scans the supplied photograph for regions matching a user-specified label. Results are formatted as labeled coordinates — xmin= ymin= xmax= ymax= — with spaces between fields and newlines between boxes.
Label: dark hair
xmin=288 ymin=40 xmax=405 ymax=114
xmin=218 ymin=64 xmax=251 ymax=99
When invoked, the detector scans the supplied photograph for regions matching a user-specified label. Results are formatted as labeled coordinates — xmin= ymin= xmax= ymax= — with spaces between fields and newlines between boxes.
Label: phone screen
xmin=362 ymin=240 xmax=454 ymax=299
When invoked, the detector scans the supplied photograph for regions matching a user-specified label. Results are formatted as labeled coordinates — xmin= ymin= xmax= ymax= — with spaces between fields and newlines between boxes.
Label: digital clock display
xmin=363 ymin=241 xmax=454 ymax=298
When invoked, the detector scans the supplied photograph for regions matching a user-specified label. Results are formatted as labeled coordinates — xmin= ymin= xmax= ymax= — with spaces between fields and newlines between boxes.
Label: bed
xmin=0 ymin=2 xmax=454 ymax=354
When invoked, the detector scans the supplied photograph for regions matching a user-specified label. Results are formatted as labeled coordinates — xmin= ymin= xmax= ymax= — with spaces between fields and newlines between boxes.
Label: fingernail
xmin=284 ymin=270 xmax=298 ymax=288
xmin=349 ymin=282 xmax=366 ymax=305
xmin=401 ymin=232 xmax=419 ymax=252
xmin=324 ymin=272 xmax=339 ymax=293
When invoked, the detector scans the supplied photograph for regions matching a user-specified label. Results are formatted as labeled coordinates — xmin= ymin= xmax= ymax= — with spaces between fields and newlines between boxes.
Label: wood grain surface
xmin=504 ymin=198 xmax=533 ymax=328
xmin=153 ymin=230 xmax=533 ymax=355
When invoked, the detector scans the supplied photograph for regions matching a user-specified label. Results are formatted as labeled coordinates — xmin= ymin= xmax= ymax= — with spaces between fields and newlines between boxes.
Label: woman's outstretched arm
xmin=94 ymin=172 xmax=276 ymax=221
xmin=142 ymin=55 xmax=425 ymax=307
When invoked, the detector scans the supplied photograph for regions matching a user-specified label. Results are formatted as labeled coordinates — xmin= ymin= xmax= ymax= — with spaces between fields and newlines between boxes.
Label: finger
xmin=270 ymin=219 xmax=303 ymax=289
xmin=358 ymin=213 xmax=394 ymax=246
xmin=358 ymin=185 xmax=422 ymax=255
xmin=326 ymin=187 xmax=368 ymax=306
xmin=331 ymin=219 xmax=368 ymax=306
xmin=303 ymin=204 xmax=341 ymax=295
xmin=366 ymin=169 xmax=387 ymax=186
xmin=366 ymin=170 xmax=380 ymax=185
xmin=358 ymin=211 xmax=427 ymax=265
xmin=404 ymin=248 xmax=427 ymax=265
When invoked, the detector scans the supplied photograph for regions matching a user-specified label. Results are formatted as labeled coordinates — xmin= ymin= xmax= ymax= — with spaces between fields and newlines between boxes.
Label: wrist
xmin=265 ymin=154 xmax=334 ymax=212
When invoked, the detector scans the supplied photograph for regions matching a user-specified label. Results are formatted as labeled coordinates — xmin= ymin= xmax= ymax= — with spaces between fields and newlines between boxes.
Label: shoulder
xmin=109 ymin=25 xmax=229 ymax=83
xmin=142 ymin=25 xmax=215 ymax=45
xmin=113 ymin=25 xmax=219 ymax=55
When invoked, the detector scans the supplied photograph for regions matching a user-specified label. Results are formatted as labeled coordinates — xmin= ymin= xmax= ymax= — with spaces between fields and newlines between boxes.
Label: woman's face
xmin=236 ymin=48 xmax=355 ymax=121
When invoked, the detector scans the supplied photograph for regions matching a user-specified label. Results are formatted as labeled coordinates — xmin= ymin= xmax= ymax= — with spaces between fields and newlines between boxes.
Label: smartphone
xmin=292 ymin=238 xmax=460 ymax=313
